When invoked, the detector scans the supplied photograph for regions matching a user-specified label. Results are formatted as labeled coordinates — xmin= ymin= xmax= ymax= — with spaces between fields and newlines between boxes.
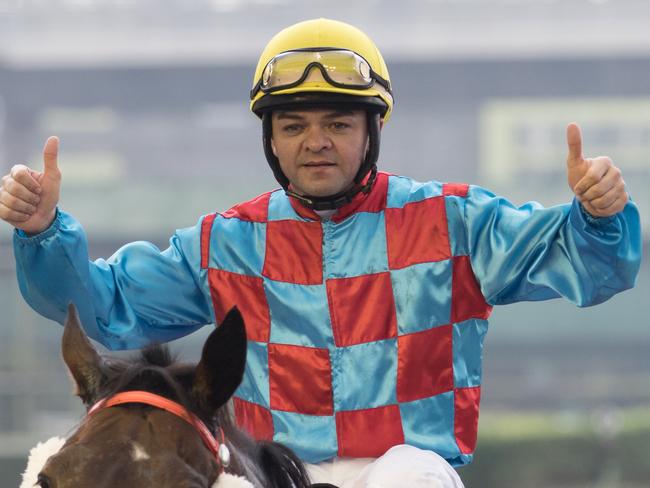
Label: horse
xmin=22 ymin=304 xmax=314 ymax=488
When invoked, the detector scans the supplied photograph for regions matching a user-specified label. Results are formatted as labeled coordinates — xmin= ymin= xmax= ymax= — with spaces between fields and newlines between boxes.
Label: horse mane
xmin=91 ymin=344 xmax=312 ymax=488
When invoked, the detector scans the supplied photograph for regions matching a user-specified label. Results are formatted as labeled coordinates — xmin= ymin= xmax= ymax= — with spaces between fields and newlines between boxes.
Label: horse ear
xmin=192 ymin=306 xmax=247 ymax=413
xmin=62 ymin=303 xmax=105 ymax=406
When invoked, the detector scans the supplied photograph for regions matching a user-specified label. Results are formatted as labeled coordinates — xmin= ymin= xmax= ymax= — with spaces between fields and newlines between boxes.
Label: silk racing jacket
xmin=13 ymin=172 xmax=642 ymax=466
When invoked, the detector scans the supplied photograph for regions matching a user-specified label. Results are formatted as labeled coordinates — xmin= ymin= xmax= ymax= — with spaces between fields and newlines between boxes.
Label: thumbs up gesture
xmin=0 ymin=136 xmax=62 ymax=234
xmin=566 ymin=123 xmax=628 ymax=217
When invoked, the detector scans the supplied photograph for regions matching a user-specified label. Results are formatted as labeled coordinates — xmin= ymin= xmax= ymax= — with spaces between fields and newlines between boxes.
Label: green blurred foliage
xmin=461 ymin=409 xmax=650 ymax=487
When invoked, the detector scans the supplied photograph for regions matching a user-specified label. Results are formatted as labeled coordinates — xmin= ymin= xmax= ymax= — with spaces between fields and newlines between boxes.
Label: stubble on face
xmin=270 ymin=108 xmax=368 ymax=197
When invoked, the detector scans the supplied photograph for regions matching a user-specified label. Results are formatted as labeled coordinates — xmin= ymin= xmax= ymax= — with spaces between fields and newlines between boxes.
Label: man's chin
xmin=289 ymin=175 xmax=357 ymax=198
xmin=294 ymin=184 xmax=348 ymax=198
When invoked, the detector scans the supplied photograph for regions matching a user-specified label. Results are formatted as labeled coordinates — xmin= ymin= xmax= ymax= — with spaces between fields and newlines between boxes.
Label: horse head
xmin=26 ymin=304 xmax=310 ymax=488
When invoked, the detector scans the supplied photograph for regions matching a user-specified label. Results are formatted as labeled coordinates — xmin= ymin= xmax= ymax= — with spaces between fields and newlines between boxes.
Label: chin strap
xmin=285 ymin=165 xmax=377 ymax=211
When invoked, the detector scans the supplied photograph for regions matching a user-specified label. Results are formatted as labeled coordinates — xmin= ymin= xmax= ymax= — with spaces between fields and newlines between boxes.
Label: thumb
xmin=42 ymin=136 xmax=60 ymax=175
xmin=566 ymin=123 xmax=583 ymax=166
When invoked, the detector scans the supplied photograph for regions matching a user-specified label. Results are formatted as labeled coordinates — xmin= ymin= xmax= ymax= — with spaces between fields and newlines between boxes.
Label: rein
xmin=88 ymin=391 xmax=231 ymax=472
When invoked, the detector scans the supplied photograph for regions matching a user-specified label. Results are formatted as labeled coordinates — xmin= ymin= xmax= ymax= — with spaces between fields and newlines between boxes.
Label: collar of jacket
xmin=287 ymin=171 xmax=389 ymax=223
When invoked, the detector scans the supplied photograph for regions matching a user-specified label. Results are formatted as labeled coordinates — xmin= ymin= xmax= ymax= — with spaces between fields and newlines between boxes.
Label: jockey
xmin=249 ymin=18 xmax=392 ymax=212
xmin=1 ymin=18 xmax=642 ymax=488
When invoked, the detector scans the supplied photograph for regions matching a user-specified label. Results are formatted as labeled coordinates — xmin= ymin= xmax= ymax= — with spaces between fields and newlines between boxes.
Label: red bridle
xmin=88 ymin=391 xmax=230 ymax=472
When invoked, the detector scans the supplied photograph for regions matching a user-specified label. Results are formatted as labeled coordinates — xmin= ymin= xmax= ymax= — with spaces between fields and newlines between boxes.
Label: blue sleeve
xmin=463 ymin=186 xmax=642 ymax=307
xmin=13 ymin=209 xmax=214 ymax=350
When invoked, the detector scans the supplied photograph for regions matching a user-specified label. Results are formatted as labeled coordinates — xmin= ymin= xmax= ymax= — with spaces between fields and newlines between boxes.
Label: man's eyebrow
xmin=322 ymin=110 xmax=356 ymax=119
xmin=274 ymin=110 xmax=357 ymax=121
xmin=275 ymin=112 xmax=305 ymax=121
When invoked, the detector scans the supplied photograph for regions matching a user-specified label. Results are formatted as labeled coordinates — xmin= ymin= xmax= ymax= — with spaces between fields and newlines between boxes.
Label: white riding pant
xmin=305 ymin=445 xmax=465 ymax=488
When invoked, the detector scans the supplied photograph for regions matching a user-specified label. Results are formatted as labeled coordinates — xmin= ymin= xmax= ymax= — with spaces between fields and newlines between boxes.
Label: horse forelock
xmin=94 ymin=345 xmax=208 ymax=424
xmin=139 ymin=343 xmax=177 ymax=368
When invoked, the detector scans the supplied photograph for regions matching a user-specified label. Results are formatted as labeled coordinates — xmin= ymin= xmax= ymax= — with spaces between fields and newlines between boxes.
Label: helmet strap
xmin=285 ymin=165 xmax=377 ymax=211
xmin=262 ymin=111 xmax=381 ymax=211
xmin=262 ymin=113 xmax=290 ymax=189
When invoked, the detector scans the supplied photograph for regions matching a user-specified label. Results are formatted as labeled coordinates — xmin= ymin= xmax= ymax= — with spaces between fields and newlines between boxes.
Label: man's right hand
xmin=0 ymin=136 xmax=62 ymax=235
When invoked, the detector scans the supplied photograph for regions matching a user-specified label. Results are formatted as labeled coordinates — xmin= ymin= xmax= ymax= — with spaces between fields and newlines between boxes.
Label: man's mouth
xmin=304 ymin=161 xmax=335 ymax=167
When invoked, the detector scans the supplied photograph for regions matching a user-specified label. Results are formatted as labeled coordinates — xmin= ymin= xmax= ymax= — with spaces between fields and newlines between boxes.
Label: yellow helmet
xmin=250 ymin=18 xmax=394 ymax=122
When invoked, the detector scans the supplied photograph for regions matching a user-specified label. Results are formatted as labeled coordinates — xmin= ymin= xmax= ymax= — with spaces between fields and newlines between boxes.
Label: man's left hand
xmin=566 ymin=123 xmax=628 ymax=217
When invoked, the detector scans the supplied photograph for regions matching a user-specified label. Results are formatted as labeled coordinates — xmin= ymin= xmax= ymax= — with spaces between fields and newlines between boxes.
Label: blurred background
xmin=0 ymin=0 xmax=649 ymax=486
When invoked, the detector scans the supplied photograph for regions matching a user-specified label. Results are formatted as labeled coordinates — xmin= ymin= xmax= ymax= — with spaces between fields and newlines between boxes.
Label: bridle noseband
xmin=88 ymin=391 xmax=230 ymax=473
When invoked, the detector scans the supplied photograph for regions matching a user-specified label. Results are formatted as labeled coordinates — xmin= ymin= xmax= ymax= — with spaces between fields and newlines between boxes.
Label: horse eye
xmin=37 ymin=474 xmax=52 ymax=488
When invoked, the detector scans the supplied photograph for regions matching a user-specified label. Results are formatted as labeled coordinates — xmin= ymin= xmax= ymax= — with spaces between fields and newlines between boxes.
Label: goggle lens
xmin=252 ymin=49 xmax=390 ymax=98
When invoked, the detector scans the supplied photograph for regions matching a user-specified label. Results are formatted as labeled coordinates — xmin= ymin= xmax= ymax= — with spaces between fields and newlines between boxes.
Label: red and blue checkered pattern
xmin=201 ymin=172 xmax=492 ymax=466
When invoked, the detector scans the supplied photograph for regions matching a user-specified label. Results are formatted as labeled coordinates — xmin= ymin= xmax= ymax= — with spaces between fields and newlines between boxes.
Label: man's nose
xmin=304 ymin=127 xmax=332 ymax=152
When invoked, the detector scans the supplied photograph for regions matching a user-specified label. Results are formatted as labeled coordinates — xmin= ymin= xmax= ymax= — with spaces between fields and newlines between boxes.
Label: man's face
xmin=270 ymin=108 xmax=368 ymax=197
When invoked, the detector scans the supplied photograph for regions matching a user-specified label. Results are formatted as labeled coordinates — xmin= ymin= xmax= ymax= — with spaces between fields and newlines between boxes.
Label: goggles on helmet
xmin=250 ymin=48 xmax=392 ymax=100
